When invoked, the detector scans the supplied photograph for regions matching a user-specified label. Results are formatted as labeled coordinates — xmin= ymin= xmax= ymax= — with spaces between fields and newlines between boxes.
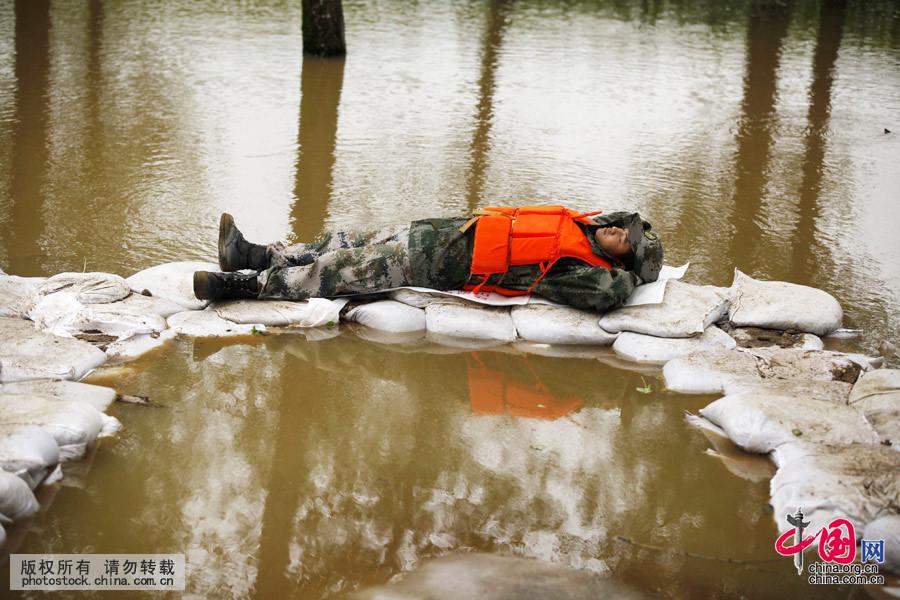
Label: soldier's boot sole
xmin=193 ymin=270 xmax=259 ymax=300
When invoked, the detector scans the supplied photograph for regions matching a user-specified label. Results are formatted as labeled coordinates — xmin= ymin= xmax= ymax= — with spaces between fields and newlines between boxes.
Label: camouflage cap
xmin=591 ymin=211 xmax=664 ymax=283
xmin=630 ymin=219 xmax=663 ymax=283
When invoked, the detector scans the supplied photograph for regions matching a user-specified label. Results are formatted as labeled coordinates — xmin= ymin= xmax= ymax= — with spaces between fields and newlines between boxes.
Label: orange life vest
xmin=463 ymin=205 xmax=611 ymax=296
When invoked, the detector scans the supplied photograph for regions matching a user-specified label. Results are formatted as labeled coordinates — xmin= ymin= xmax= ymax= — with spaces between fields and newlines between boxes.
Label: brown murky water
xmin=1 ymin=0 xmax=899 ymax=598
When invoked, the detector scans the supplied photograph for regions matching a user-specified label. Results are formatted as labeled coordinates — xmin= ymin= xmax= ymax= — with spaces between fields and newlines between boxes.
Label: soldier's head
xmin=592 ymin=212 xmax=664 ymax=283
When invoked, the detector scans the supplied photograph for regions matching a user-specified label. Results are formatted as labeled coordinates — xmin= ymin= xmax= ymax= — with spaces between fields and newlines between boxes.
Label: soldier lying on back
xmin=193 ymin=206 xmax=664 ymax=313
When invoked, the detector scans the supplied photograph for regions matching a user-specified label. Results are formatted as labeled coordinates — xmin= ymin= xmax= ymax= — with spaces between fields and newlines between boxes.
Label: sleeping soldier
xmin=193 ymin=206 xmax=664 ymax=313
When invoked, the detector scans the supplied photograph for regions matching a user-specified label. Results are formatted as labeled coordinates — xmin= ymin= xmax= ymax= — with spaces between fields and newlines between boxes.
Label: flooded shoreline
xmin=1 ymin=0 xmax=899 ymax=597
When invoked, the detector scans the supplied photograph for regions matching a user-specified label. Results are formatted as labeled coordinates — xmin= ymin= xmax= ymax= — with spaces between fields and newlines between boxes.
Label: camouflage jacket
xmin=408 ymin=215 xmax=641 ymax=312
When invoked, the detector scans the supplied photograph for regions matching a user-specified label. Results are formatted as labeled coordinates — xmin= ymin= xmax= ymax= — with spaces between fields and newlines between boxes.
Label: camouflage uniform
xmin=258 ymin=211 xmax=662 ymax=313
xmin=259 ymin=225 xmax=414 ymax=299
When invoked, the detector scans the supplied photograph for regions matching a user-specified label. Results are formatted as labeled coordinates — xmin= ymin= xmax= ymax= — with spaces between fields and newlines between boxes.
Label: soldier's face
xmin=595 ymin=226 xmax=631 ymax=257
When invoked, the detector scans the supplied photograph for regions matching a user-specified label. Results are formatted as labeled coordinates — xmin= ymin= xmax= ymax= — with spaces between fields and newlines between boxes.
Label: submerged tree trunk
xmin=302 ymin=0 xmax=346 ymax=57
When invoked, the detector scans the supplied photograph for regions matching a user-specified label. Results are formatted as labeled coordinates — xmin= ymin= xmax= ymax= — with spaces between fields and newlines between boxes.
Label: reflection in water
xmin=727 ymin=1 xmax=792 ymax=275
xmin=466 ymin=352 xmax=583 ymax=420
xmin=0 ymin=332 xmax=853 ymax=598
xmin=791 ymin=0 xmax=847 ymax=278
xmin=7 ymin=0 xmax=50 ymax=276
xmin=465 ymin=0 xmax=512 ymax=211
xmin=253 ymin=357 xmax=327 ymax=598
xmin=291 ymin=57 xmax=345 ymax=242
xmin=170 ymin=344 xmax=279 ymax=598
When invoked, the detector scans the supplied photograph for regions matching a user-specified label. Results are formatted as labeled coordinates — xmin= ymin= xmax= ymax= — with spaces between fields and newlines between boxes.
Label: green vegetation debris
xmin=636 ymin=377 xmax=652 ymax=394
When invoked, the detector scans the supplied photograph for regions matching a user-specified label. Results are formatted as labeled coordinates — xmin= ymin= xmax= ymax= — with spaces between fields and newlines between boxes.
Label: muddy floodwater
xmin=1 ymin=0 xmax=899 ymax=598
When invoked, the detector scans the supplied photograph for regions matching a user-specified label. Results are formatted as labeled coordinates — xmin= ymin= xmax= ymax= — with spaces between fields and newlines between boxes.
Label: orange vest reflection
xmin=466 ymin=354 xmax=583 ymax=420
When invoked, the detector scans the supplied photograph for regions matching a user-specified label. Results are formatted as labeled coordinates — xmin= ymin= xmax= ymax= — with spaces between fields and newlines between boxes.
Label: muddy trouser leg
xmin=258 ymin=225 xmax=413 ymax=299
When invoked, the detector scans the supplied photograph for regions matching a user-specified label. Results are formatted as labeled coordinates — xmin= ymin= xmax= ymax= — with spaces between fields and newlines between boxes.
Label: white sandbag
xmin=849 ymin=368 xmax=900 ymax=403
xmin=343 ymin=300 xmax=426 ymax=333
xmin=167 ymin=310 xmax=264 ymax=338
xmin=849 ymin=369 xmax=900 ymax=448
xmin=0 ymin=425 xmax=60 ymax=489
xmin=698 ymin=394 xmax=878 ymax=454
xmin=663 ymin=348 xmax=754 ymax=394
xmin=510 ymin=304 xmax=618 ymax=345
xmin=686 ymin=414 xmax=776 ymax=482
xmin=847 ymin=353 xmax=884 ymax=371
xmin=0 ymin=396 xmax=105 ymax=460
xmin=599 ymin=280 xmax=729 ymax=338
xmin=852 ymin=392 xmax=900 ymax=448
xmin=125 ymin=261 xmax=220 ymax=310
xmin=863 ymin=516 xmax=900 ymax=574
xmin=770 ymin=442 xmax=900 ymax=534
xmin=663 ymin=347 xmax=867 ymax=395
xmin=38 ymin=272 xmax=130 ymax=304
xmin=728 ymin=269 xmax=842 ymax=336
xmin=595 ymin=352 xmax=662 ymax=376
xmin=425 ymin=303 xmax=516 ymax=342
xmin=390 ymin=288 xmax=465 ymax=309
xmin=213 ymin=298 xmax=341 ymax=328
xmin=613 ymin=326 xmax=735 ymax=364
xmin=800 ymin=335 xmax=824 ymax=350
xmin=722 ymin=378 xmax=852 ymax=406
xmin=0 ymin=469 xmax=39 ymax=522
xmin=0 ymin=380 xmax=117 ymax=412
xmin=0 ymin=277 xmax=38 ymax=319
xmin=113 ymin=292 xmax=186 ymax=319
xmin=0 ymin=317 xmax=107 ymax=383
xmin=99 ymin=414 xmax=122 ymax=438
xmin=29 ymin=292 xmax=167 ymax=340
xmin=105 ymin=329 xmax=176 ymax=364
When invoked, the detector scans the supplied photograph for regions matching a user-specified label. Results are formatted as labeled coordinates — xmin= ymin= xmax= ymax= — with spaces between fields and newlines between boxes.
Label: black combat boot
xmin=193 ymin=271 xmax=260 ymax=300
xmin=218 ymin=213 xmax=270 ymax=272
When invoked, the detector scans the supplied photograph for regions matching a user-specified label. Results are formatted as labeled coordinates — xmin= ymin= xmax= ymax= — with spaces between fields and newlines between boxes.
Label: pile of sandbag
xmin=341 ymin=270 xmax=848 ymax=364
xmin=1 ymin=263 xmax=349 ymax=372
xmin=770 ymin=442 xmax=900 ymax=573
xmin=0 ymin=379 xmax=121 ymax=542
xmin=0 ymin=317 xmax=108 ymax=383
xmin=652 ymin=271 xmax=900 ymax=571
xmin=2 ymin=262 xmax=855 ymax=362
xmin=341 ymin=293 xmax=621 ymax=346
xmin=688 ymin=368 xmax=900 ymax=572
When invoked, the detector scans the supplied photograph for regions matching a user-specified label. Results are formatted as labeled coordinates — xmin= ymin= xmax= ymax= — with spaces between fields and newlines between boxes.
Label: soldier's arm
xmin=532 ymin=264 xmax=638 ymax=312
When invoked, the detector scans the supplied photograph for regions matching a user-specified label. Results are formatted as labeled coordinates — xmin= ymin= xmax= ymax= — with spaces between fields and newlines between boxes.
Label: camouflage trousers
xmin=257 ymin=225 xmax=413 ymax=300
